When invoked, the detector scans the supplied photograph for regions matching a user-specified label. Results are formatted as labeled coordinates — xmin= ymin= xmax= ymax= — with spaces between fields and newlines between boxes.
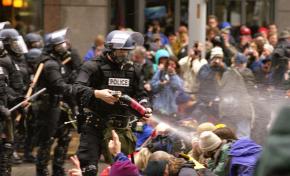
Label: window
xmin=0 ymin=0 xmax=43 ymax=35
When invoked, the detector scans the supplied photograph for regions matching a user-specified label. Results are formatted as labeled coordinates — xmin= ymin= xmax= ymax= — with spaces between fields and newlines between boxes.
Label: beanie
xmin=199 ymin=131 xmax=222 ymax=152
xmin=210 ymin=47 xmax=224 ymax=60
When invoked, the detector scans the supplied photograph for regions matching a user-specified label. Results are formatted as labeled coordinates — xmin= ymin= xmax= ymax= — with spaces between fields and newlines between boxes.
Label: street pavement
xmin=11 ymin=130 xmax=109 ymax=175
xmin=12 ymin=161 xmax=109 ymax=176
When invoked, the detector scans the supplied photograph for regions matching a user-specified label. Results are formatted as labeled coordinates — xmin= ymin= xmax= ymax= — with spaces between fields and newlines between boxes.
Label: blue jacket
xmin=83 ymin=47 xmax=95 ymax=61
xmin=229 ymin=138 xmax=262 ymax=176
xmin=151 ymin=70 xmax=183 ymax=115
xmin=134 ymin=124 xmax=154 ymax=150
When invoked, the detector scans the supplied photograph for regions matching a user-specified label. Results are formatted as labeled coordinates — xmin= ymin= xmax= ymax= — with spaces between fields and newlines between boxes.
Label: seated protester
xmin=214 ymin=126 xmax=261 ymax=176
xmin=197 ymin=122 xmax=217 ymax=136
xmin=228 ymin=138 xmax=262 ymax=176
xmin=144 ymin=156 xmax=197 ymax=176
xmin=134 ymin=147 xmax=152 ymax=172
xmin=151 ymin=56 xmax=184 ymax=117
xmin=145 ymin=123 xmax=191 ymax=156
xmin=213 ymin=126 xmax=238 ymax=142
xmin=133 ymin=116 xmax=160 ymax=152
xmin=133 ymin=119 xmax=155 ymax=150
xmin=199 ymin=131 xmax=231 ymax=176
xmin=144 ymin=153 xmax=215 ymax=176
xmin=201 ymin=129 xmax=261 ymax=176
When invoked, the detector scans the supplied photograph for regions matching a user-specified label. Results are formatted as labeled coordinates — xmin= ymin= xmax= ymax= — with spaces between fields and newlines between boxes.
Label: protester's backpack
xmin=228 ymin=138 xmax=262 ymax=176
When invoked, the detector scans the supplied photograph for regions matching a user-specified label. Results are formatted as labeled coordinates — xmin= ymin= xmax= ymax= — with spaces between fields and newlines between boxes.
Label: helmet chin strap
xmin=106 ymin=53 xmax=114 ymax=62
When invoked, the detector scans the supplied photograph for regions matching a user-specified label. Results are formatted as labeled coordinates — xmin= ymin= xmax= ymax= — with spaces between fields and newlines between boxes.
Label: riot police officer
xmin=36 ymin=28 xmax=73 ymax=176
xmin=0 ymin=27 xmax=27 ymax=175
xmin=74 ymin=30 xmax=152 ymax=175
xmin=22 ymin=48 xmax=42 ymax=163
xmin=0 ymin=36 xmax=13 ymax=176
xmin=24 ymin=32 xmax=44 ymax=50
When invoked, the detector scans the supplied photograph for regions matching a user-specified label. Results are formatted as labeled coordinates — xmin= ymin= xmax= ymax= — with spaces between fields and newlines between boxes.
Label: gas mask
xmin=54 ymin=42 xmax=69 ymax=57
xmin=110 ymin=49 xmax=133 ymax=69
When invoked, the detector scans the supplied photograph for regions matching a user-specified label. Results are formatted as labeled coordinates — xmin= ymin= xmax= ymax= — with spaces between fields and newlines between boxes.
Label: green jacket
xmin=254 ymin=106 xmax=290 ymax=176
xmin=207 ymin=142 xmax=231 ymax=176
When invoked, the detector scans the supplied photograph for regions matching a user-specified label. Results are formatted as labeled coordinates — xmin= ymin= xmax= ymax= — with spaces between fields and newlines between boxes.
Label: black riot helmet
xmin=25 ymin=48 xmax=42 ymax=70
xmin=0 ymin=21 xmax=10 ymax=56
xmin=24 ymin=33 xmax=43 ymax=49
xmin=104 ymin=30 xmax=144 ymax=68
xmin=44 ymin=28 xmax=69 ymax=57
xmin=25 ymin=48 xmax=42 ymax=64
xmin=0 ymin=28 xmax=28 ymax=56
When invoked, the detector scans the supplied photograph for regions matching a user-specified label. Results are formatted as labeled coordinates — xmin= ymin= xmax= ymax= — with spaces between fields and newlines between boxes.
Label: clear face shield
xmin=10 ymin=36 xmax=28 ymax=54
xmin=107 ymin=31 xmax=144 ymax=68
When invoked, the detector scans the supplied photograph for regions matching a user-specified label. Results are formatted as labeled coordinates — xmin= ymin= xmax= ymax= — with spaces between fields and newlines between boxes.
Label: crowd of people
xmin=0 ymin=14 xmax=290 ymax=176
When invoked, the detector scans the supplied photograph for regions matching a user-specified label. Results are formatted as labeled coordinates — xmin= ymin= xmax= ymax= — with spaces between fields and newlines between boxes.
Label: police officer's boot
xmin=23 ymin=144 xmax=36 ymax=163
xmin=52 ymin=146 xmax=66 ymax=176
xmin=82 ymin=165 xmax=97 ymax=176
xmin=23 ymin=151 xmax=36 ymax=163
xmin=0 ymin=143 xmax=13 ymax=176
xmin=52 ymin=135 xmax=71 ymax=176
xmin=12 ymin=150 xmax=23 ymax=164
xmin=36 ymin=140 xmax=53 ymax=176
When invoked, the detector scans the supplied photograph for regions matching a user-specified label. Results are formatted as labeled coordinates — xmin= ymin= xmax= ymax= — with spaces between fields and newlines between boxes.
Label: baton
xmin=62 ymin=57 xmax=71 ymax=65
xmin=64 ymin=120 xmax=77 ymax=125
xmin=9 ymin=88 xmax=46 ymax=112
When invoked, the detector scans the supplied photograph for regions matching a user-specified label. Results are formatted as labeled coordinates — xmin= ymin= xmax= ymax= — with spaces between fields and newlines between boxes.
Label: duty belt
xmin=83 ymin=108 xmax=103 ymax=129
xmin=107 ymin=115 xmax=130 ymax=128
xmin=83 ymin=108 xmax=130 ymax=129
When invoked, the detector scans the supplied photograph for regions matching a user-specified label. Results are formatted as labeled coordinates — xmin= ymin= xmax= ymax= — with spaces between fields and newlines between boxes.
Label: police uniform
xmin=23 ymin=48 xmax=42 ymax=162
xmin=35 ymin=28 xmax=73 ymax=176
xmin=0 ymin=54 xmax=24 ymax=175
xmin=52 ymin=47 xmax=81 ymax=175
xmin=74 ymin=53 xmax=150 ymax=174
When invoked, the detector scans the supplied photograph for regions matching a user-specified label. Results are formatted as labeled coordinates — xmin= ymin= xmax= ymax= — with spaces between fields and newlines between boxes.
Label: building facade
xmin=0 ymin=0 xmax=290 ymax=56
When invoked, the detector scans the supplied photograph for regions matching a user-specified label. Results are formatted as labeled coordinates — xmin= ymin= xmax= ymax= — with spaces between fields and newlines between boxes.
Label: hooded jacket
xmin=229 ymin=138 xmax=262 ymax=176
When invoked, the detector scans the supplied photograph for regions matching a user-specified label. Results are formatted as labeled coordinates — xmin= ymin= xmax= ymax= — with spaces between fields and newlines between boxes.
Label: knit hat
xmin=109 ymin=160 xmax=140 ymax=176
xmin=279 ymin=30 xmax=290 ymax=39
xmin=215 ymin=123 xmax=227 ymax=129
xmin=199 ymin=131 xmax=222 ymax=152
xmin=197 ymin=122 xmax=217 ymax=135
xmin=235 ymin=53 xmax=247 ymax=64
xmin=263 ymin=43 xmax=274 ymax=53
xmin=143 ymin=160 xmax=168 ymax=176
xmin=210 ymin=47 xmax=224 ymax=60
